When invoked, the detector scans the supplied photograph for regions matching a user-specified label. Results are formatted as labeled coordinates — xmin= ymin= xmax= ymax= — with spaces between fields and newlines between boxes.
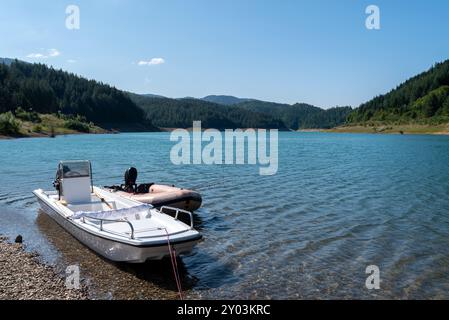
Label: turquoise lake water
xmin=1 ymin=132 xmax=449 ymax=299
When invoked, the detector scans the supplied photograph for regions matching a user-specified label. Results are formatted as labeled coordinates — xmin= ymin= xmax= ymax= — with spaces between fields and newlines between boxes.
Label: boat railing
xmin=159 ymin=206 xmax=194 ymax=229
xmin=81 ymin=216 xmax=135 ymax=239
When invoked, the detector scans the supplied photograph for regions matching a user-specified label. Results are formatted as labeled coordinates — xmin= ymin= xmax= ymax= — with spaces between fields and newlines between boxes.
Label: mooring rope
xmin=164 ymin=228 xmax=183 ymax=300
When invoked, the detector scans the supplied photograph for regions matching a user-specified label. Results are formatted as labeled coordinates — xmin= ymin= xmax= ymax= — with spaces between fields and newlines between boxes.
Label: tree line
xmin=129 ymin=94 xmax=289 ymax=130
xmin=236 ymin=100 xmax=352 ymax=130
xmin=130 ymin=94 xmax=352 ymax=130
xmin=1 ymin=59 xmax=354 ymax=133
xmin=348 ymin=60 xmax=449 ymax=124
xmin=0 ymin=60 xmax=146 ymax=126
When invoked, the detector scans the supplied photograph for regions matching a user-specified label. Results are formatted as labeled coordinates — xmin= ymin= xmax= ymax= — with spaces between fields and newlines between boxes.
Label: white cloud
xmin=138 ymin=58 xmax=165 ymax=66
xmin=67 ymin=59 xmax=77 ymax=64
xmin=48 ymin=48 xmax=61 ymax=57
xmin=26 ymin=48 xmax=61 ymax=59
xmin=26 ymin=53 xmax=46 ymax=58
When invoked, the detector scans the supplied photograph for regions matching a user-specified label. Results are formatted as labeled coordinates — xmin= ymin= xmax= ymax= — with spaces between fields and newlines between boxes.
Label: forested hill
xmin=129 ymin=93 xmax=288 ymax=130
xmin=235 ymin=100 xmax=352 ymax=129
xmin=348 ymin=60 xmax=449 ymax=123
xmin=201 ymin=95 xmax=253 ymax=105
xmin=0 ymin=58 xmax=352 ymax=133
xmin=0 ymin=60 xmax=151 ymax=129
xmin=131 ymin=93 xmax=352 ymax=130
xmin=0 ymin=58 xmax=14 ymax=66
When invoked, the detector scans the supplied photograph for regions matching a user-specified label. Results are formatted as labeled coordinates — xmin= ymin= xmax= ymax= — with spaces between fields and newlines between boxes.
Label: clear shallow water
xmin=1 ymin=132 xmax=449 ymax=299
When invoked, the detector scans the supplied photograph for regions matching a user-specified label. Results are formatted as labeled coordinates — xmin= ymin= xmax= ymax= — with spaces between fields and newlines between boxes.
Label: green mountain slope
xmin=201 ymin=95 xmax=253 ymax=105
xmin=348 ymin=60 xmax=449 ymax=124
xmin=0 ymin=60 xmax=154 ymax=130
xmin=0 ymin=58 xmax=353 ymax=134
xmin=0 ymin=58 xmax=15 ymax=66
xmin=131 ymin=93 xmax=352 ymax=130
xmin=129 ymin=94 xmax=288 ymax=130
xmin=236 ymin=100 xmax=352 ymax=130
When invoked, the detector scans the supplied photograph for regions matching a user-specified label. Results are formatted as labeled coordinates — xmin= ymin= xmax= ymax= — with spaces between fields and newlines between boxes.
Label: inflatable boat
xmin=103 ymin=168 xmax=202 ymax=212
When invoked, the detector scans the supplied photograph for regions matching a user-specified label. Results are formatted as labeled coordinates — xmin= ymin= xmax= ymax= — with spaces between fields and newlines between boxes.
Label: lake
xmin=1 ymin=132 xmax=449 ymax=299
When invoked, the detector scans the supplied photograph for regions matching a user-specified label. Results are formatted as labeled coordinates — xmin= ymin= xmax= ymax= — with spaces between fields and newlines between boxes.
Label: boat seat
xmin=61 ymin=176 xmax=92 ymax=204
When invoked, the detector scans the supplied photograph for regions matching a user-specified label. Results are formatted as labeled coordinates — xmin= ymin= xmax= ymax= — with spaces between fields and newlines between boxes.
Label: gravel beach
xmin=0 ymin=236 xmax=88 ymax=300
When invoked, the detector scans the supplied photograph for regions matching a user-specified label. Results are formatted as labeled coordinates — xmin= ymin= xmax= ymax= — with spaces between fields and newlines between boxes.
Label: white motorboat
xmin=33 ymin=160 xmax=202 ymax=263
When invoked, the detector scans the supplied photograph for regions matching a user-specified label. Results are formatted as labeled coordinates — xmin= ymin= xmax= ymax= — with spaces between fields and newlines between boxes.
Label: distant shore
xmin=4 ymin=123 xmax=449 ymax=140
xmin=0 ymin=131 xmax=114 ymax=140
xmin=0 ymin=236 xmax=88 ymax=300
xmin=322 ymin=123 xmax=449 ymax=135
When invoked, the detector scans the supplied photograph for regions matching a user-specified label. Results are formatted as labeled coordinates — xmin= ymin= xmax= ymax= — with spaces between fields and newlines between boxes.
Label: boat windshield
xmin=59 ymin=161 xmax=91 ymax=179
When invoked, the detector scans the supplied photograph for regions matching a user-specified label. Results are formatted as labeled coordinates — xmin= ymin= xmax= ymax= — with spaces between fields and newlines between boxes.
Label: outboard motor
xmin=53 ymin=170 xmax=62 ymax=199
xmin=124 ymin=167 xmax=138 ymax=193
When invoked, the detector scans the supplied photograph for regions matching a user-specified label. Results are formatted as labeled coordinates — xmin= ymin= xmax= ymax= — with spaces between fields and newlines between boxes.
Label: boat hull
xmin=36 ymin=197 xmax=201 ymax=263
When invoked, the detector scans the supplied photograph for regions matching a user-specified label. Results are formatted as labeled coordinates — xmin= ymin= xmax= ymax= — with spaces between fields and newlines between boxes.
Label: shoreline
xmin=0 ymin=236 xmax=88 ymax=300
xmin=0 ymin=131 xmax=116 ymax=141
xmin=322 ymin=124 xmax=449 ymax=135
xmin=3 ymin=124 xmax=449 ymax=140
xmin=0 ymin=128 xmax=161 ymax=140
xmin=0 ymin=112 xmax=160 ymax=140
xmin=0 ymin=131 xmax=108 ymax=140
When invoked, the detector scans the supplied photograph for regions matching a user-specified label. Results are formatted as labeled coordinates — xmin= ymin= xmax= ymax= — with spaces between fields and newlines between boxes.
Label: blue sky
xmin=1 ymin=0 xmax=449 ymax=108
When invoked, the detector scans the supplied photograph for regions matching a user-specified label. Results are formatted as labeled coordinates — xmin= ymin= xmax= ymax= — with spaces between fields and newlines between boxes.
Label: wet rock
xmin=15 ymin=235 xmax=23 ymax=244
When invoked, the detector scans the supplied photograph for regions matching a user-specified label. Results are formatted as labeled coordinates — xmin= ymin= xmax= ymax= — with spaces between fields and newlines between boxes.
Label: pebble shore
xmin=0 ymin=236 xmax=88 ymax=300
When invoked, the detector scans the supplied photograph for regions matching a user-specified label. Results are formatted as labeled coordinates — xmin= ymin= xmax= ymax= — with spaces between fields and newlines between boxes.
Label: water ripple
xmin=1 ymin=132 xmax=449 ymax=299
